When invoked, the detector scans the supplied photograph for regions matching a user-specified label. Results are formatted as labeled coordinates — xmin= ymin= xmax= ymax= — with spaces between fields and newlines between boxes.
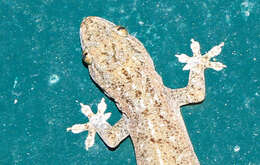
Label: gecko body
xmin=67 ymin=16 xmax=226 ymax=165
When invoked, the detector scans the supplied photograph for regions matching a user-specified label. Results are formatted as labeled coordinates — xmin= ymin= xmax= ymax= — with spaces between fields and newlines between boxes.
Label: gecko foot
xmin=67 ymin=98 xmax=111 ymax=150
xmin=175 ymin=39 xmax=226 ymax=72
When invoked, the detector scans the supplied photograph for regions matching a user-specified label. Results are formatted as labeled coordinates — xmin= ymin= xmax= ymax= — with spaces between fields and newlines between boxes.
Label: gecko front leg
xmin=67 ymin=98 xmax=130 ymax=150
xmin=170 ymin=39 xmax=226 ymax=106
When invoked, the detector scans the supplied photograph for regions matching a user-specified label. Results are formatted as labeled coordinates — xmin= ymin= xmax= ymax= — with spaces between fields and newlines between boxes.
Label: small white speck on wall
xmin=13 ymin=77 xmax=18 ymax=89
xmin=48 ymin=74 xmax=60 ymax=85
xmin=138 ymin=21 xmax=144 ymax=26
xmin=233 ymin=145 xmax=240 ymax=152
xmin=240 ymin=0 xmax=255 ymax=21
xmin=14 ymin=99 xmax=18 ymax=104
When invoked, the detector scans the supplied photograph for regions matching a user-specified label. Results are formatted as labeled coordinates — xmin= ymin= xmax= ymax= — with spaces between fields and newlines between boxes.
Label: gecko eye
xmin=115 ymin=26 xmax=128 ymax=37
xmin=82 ymin=49 xmax=92 ymax=65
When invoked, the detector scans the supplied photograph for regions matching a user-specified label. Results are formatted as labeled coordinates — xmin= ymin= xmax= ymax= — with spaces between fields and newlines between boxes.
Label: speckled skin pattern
xmin=67 ymin=16 xmax=226 ymax=165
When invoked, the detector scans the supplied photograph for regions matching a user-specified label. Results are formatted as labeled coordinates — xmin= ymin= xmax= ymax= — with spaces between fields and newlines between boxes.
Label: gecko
xmin=67 ymin=16 xmax=226 ymax=165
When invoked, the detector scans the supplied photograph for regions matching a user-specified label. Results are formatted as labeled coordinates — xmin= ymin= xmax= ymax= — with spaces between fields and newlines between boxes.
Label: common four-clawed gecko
xmin=67 ymin=16 xmax=226 ymax=165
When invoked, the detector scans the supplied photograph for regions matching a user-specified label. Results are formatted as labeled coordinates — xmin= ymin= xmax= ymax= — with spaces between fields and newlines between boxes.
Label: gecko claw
xmin=67 ymin=123 xmax=89 ymax=134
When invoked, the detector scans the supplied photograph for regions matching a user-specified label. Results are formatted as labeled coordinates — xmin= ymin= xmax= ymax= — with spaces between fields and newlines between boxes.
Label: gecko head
xmin=79 ymin=16 xmax=149 ymax=66
xmin=80 ymin=16 xmax=130 ymax=65
xmin=79 ymin=17 xmax=154 ymax=97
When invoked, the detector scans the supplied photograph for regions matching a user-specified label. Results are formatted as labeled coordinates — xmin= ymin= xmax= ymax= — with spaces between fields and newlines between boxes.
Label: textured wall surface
xmin=0 ymin=0 xmax=259 ymax=164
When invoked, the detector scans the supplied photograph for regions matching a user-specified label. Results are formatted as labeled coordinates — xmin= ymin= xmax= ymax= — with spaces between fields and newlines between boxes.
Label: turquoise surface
xmin=0 ymin=0 xmax=259 ymax=164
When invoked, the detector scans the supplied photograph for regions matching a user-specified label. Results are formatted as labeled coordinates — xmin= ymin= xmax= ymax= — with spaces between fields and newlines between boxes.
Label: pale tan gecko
xmin=67 ymin=16 xmax=226 ymax=165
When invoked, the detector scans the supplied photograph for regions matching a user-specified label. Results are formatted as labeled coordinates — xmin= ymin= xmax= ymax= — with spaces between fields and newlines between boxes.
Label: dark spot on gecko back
xmin=135 ymin=90 xmax=142 ymax=98
xmin=154 ymin=100 xmax=162 ymax=107
xmin=141 ymin=109 xmax=149 ymax=116
xmin=150 ymin=138 xmax=155 ymax=143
